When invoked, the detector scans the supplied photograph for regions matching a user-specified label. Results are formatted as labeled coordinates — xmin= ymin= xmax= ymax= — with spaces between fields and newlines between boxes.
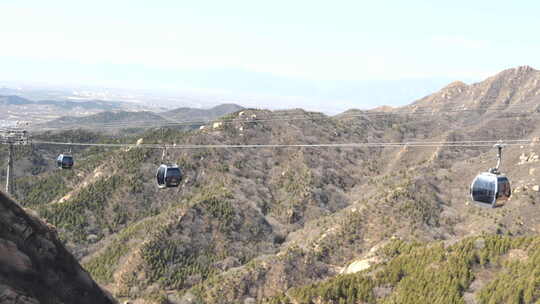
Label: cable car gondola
xmin=470 ymin=143 xmax=511 ymax=208
xmin=56 ymin=153 xmax=74 ymax=169
xmin=156 ymin=164 xmax=182 ymax=188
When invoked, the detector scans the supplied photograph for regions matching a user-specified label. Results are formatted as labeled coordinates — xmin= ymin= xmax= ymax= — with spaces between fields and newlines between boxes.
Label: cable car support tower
xmin=1 ymin=127 xmax=29 ymax=195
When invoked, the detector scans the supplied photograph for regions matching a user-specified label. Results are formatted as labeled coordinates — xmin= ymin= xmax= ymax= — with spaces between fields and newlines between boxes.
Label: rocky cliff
xmin=0 ymin=191 xmax=116 ymax=304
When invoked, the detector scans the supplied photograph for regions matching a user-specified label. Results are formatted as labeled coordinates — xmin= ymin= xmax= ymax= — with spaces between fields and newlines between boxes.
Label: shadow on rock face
xmin=0 ymin=191 xmax=116 ymax=304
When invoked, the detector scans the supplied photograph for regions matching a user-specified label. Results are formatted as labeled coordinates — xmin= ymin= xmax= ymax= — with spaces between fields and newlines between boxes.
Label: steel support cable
xmin=29 ymin=139 xmax=536 ymax=150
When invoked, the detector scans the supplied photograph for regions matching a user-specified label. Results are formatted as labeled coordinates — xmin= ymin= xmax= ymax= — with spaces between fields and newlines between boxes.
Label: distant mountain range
xmin=163 ymin=103 xmax=245 ymax=122
xmin=37 ymin=103 xmax=244 ymax=130
xmin=0 ymin=95 xmax=147 ymax=125
xmin=0 ymin=94 xmax=244 ymax=130
xmin=0 ymin=95 xmax=125 ymax=110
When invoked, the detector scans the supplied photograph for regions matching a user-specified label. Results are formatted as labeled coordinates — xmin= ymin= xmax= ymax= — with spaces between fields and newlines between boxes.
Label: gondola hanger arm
xmin=491 ymin=141 xmax=505 ymax=174
xmin=161 ymin=146 xmax=167 ymax=162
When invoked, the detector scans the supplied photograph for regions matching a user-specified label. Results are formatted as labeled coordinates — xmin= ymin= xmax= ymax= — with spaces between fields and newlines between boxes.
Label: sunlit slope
xmin=264 ymin=235 xmax=540 ymax=304
xmin=6 ymin=66 xmax=540 ymax=303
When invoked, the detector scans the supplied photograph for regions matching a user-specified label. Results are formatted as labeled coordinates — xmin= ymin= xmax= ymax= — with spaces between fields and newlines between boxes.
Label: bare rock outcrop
xmin=0 ymin=191 xmax=116 ymax=304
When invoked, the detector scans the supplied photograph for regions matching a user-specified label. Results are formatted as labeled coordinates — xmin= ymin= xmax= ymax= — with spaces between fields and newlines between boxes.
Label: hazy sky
xmin=1 ymin=1 xmax=539 ymax=111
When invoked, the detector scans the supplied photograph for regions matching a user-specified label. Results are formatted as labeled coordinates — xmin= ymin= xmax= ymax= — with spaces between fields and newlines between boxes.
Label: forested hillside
xmin=2 ymin=66 xmax=540 ymax=303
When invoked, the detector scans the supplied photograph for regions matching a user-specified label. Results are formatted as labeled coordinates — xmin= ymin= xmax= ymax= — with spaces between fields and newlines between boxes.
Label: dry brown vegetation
xmin=2 ymin=66 xmax=540 ymax=303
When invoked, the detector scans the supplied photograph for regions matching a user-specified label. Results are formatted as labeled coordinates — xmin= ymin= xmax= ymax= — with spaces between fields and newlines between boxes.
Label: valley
xmin=2 ymin=66 xmax=540 ymax=303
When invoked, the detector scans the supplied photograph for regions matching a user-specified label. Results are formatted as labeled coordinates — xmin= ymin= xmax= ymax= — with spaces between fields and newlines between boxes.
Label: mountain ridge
xmin=4 ymin=65 xmax=540 ymax=303
xmin=409 ymin=65 xmax=540 ymax=110
xmin=0 ymin=95 xmax=126 ymax=110
xmin=36 ymin=103 xmax=245 ymax=130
